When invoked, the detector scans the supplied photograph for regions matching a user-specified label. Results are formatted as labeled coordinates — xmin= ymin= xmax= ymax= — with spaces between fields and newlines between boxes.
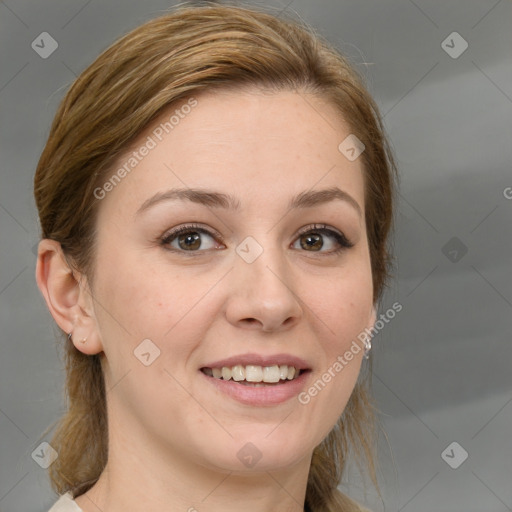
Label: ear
xmin=35 ymin=239 xmax=104 ymax=355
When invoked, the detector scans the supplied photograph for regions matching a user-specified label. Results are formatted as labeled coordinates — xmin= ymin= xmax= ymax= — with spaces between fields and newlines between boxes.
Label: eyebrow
xmin=135 ymin=186 xmax=362 ymax=218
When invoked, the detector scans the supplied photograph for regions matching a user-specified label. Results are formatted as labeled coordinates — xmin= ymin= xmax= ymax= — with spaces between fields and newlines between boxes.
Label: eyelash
xmin=160 ymin=222 xmax=354 ymax=256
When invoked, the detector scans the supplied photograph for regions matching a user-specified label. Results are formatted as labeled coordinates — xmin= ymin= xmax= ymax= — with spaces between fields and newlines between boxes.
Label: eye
xmin=161 ymin=224 xmax=224 ymax=252
xmin=160 ymin=223 xmax=353 ymax=255
xmin=292 ymin=224 xmax=354 ymax=254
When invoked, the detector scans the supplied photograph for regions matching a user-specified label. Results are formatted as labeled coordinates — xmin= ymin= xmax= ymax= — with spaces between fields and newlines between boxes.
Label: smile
xmin=201 ymin=364 xmax=302 ymax=385
xmin=199 ymin=366 xmax=312 ymax=406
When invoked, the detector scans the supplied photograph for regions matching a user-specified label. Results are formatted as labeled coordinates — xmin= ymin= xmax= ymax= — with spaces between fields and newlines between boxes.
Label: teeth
xmin=263 ymin=365 xmax=280 ymax=383
xmin=231 ymin=365 xmax=245 ymax=381
xmin=245 ymin=365 xmax=263 ymax=382
xmin=203 ymin=364 xmax=302 ymax=383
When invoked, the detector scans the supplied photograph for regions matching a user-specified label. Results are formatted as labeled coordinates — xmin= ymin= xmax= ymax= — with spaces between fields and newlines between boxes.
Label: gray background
xmin=1 ymin=0 xmax=511 ymax=511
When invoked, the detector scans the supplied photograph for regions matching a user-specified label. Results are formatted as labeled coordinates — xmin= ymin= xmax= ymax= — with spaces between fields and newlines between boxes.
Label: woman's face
xmin=88 ymin=88 xmax=375 ymax=473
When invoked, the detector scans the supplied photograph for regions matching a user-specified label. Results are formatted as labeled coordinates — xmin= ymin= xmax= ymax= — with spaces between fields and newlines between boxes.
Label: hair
xmin=34 ymin=3 xmax=398 ymax=511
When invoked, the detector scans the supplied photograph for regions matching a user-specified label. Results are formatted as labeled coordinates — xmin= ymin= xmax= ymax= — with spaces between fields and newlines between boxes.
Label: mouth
xmin=200 ymin=365 xmax=310 ymax=387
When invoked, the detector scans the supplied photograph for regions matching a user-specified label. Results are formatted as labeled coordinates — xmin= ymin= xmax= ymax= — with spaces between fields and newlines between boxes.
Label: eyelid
xmin=295 ymin=223 xmax=354 ymax=249
xmin=162 ymin=223 xmax=223 ymax=240
xmin=160 ymin=223 xmax=226 ymax=251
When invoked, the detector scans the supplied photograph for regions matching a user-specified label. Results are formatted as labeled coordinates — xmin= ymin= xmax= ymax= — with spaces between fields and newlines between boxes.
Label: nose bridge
xmin=225 ymin=235 xmax=302 ymax=330
xmin=237 ymin=233 xmax=291 ymax=288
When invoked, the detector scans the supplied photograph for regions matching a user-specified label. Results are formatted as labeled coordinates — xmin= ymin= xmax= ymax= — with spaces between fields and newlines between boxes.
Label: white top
xmin=48 ymin=492 xmax=83 ymax=512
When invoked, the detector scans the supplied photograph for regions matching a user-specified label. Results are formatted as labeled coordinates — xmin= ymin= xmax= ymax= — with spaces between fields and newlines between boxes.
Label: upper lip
xmin=201 ymin=353 xmax=311 ymax=370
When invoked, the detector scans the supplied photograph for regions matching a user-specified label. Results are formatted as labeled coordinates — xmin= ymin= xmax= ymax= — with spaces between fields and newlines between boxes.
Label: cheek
xmin=306 ymin=260 xmax=373 ymax=347
xmin=95 ymin=248 xmax=201 ymax=338
xmin=93 ymin=250 xmax=222 ymax=388
xmin=297 ymin=266 xmax=372 ymax=444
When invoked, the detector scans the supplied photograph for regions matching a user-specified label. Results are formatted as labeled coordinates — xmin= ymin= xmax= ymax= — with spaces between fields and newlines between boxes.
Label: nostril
xmin=241 ymin=318 xmax=260 ymax=326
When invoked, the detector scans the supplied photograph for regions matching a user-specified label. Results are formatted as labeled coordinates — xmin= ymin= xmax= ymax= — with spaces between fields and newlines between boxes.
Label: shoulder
xmin=47 ymin=491 xmax=83 ymax=512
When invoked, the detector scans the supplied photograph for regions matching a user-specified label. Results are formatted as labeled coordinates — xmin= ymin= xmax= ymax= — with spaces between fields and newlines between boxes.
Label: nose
xmin=224 ymin=246 xmax=303 ymax=332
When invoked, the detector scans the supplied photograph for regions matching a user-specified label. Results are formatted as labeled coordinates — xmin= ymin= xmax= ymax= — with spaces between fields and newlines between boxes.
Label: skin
xmin=36 ymin=88 xmax=376 ymax=512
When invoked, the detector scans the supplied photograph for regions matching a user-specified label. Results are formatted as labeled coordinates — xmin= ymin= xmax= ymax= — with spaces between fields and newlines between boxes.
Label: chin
xmin=201 ymin=432 xmax=312 ymax=473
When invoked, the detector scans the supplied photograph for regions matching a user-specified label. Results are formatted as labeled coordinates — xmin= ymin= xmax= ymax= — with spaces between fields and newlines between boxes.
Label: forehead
xmin=95 ymin=88 xmax=365 ymax=220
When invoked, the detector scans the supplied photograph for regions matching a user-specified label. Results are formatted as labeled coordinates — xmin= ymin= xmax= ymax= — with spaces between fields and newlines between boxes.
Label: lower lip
xmin=199 ymin=370 xmax=311 ymax=406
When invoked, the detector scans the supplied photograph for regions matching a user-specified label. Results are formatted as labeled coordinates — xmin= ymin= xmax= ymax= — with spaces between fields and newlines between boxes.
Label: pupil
xmin=301 ymin=233 xmax=322 ymax=251
xmin=179 ymin=232 xmax=201 ymax=250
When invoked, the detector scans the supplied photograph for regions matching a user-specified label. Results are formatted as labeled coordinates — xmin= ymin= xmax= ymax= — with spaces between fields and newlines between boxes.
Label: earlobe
xmin=368 ymin=305 xmax=377 ymax=330
xmin=361 ymin=305 xmax=378 ymax=359
xmin=35 ymin=239 xmax=104 ymax=355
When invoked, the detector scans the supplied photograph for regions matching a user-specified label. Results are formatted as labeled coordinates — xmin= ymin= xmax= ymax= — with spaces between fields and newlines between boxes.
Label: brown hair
xmin=34 ymin=3 xmax=398 ymax=511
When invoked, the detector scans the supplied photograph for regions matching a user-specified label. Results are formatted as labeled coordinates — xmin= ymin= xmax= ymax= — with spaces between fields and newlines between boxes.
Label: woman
xmin=34 ymin=3 xmax=398 ymax=511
